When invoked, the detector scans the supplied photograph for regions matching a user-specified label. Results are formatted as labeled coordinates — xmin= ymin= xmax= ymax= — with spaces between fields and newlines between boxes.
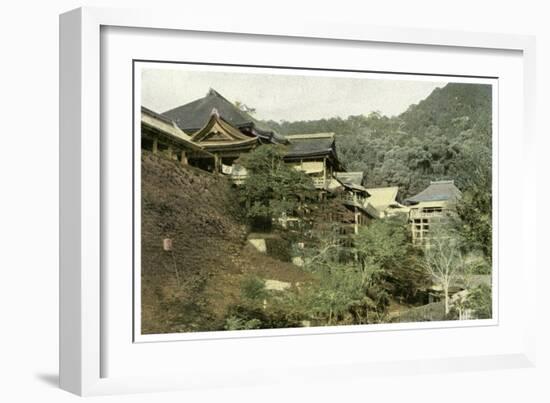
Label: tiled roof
xmin=162 ymin=89 xmax=285 ymax=143
xmin=405 ymin=180 xmax=462 ymax=204
xmin=335 ymin=172 xmax=364 ymax=186
xmin=365 ymin=186 xmax=399 ymax=209
xmin=141 ymin=107 xmax=211 ymax=154
xmin=285 ymin=133 xmax=334 ymax=140
xmin=141 ymin=106 xmax=192 ymax=141
xmin=285 ymin=137 xmax=335 ymax=158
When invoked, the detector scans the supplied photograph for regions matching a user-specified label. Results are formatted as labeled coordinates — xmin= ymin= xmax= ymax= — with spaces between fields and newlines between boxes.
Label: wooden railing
xmin=409 ymin=209 xmax=444 ymax=219
xmin=342 ymin=193 xmax=366 ymax=205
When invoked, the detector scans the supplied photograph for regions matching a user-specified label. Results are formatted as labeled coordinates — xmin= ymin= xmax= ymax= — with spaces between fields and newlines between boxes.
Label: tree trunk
xmin=444 ymin=284 xmax=450 ymax=315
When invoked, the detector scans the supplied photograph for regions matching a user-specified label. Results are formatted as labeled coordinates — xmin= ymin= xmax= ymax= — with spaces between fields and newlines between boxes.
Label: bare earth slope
xmin=141 ymin=151 xmax=309 ymax=334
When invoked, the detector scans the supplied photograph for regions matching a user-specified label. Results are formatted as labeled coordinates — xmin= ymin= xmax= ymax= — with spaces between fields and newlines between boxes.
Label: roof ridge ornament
xmin=211 ymin=108 xmax=220 ymax=118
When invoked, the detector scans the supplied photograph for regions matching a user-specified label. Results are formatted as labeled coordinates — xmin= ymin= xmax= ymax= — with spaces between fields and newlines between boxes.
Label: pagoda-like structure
xmin=284 ymin=133 xmax=344 ymax=190
xmin=162 ymin=88 xmax=286 ymax=172
xmin=405 ymin=180 xmax=462 ymax=245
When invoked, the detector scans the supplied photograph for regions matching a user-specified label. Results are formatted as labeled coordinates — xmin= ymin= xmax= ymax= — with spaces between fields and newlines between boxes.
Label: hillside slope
xmin=141 ymin=151 xmax=309 ymax=334
xmin=262 ymin=82 xmax=492 ymax=198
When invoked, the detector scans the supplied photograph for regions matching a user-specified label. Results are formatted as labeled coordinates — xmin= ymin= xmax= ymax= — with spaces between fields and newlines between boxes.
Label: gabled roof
xmin=342 ymin=199 xmax=379 ymax=219
xmin=189 ymin=112 xmax=258 ymax=152
xmin=365 ymin=186 xmax=400 ymax=209
xmin=335 ymin=172 xmax=364 ymax=186
xmin=342 ymin=182 xmax=369 ymax=194
xmin=363 ymin=202 xmax=382 ymax=219
xmin=141 ymin=106 xmax=209 ymax=154
xmin=405 ymin=180 xmax=462 ymax=205
xmin=285 ymin=137 xmax=334 ymax=157
xmin=284 ymin=133 xmax=342 ymax=169
xmin=162 ymin=89 xmax=285 ymax=143
xmin=142 ymin=106 xmax=193 ymax=141
xmin=191 ymin=112 xmax=256 ymax=143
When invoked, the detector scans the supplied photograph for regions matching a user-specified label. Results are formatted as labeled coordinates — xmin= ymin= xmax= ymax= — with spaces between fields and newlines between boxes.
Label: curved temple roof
xmin=335 ymin=172 xmax=364 ymax=186
xmin=141 ymin=106 xmax=210 ymax=154
xmin=365 ymin=186 xmax=399 ymax=208
xmin=162 ymin=88 xmax=286 ymax=144
xmin=405 ymin=180 xmax=462 ymax=204
xmin=284 ymin=133 xmax=343 ymax=170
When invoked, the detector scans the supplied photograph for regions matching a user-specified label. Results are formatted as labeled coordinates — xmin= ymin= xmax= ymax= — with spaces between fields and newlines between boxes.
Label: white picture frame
xmin=59 ymin=6 xmax=537 ymax=396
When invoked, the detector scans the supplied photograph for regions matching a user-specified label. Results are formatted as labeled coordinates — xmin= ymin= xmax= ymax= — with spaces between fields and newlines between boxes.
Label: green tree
xmin=240 ymin=275 xmax=267 ymax=302
xmin=453 ymin=142 xmax=492 ymax=261
xmin=354 ymin=216 xmax=429 ymax=301
xmin=464 ymin=283 xmax=492 ymax=319
xmin=294 ymin=264 xmax=385 ymax=326
xmin=237 ymin=145 xmax=315 ymax=230
xmin=264 ymin=83 xmax=493 ymax=201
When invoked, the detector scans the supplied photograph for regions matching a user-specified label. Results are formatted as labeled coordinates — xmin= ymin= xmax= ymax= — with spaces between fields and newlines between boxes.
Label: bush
xmin=224 ymin=303 xmax=302 ymax=330
xmin=240 ymin=275 xmax=267 ymax=301
xmin=465 ymin=283 xmax=492 ymax=319
xmin=265 ymin=236 xmax=292 ymax=262
xmin=224 ymin=316 xmax=262 ymax=331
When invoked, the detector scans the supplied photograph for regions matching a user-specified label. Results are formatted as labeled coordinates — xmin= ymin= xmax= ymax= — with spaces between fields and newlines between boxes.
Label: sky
xmin=141 ymin=67 xmax=448 ymax=122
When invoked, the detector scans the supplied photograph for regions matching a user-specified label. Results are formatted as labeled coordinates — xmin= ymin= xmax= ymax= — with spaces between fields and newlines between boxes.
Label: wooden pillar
xmin=353 ymin=207 xmax=361 ymax=235
xmin=180 ymin=150 xmax=188 ymax=165
xmin=214 ymin=154 xmax=221 ymax=173
xmin=166 ymin=146 xmax=173 ymax=160
xmin=152 ymin=138 xmax=158 ymax=154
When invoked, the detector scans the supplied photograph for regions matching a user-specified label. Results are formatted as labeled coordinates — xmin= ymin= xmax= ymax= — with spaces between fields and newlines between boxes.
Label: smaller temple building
xmin=405 ymin=180 xmax=462 ymax=245
xmin=285 ymin=133 xmax=344 ymax=190
xmin=333 ymin=171 xmax=377 ymax=234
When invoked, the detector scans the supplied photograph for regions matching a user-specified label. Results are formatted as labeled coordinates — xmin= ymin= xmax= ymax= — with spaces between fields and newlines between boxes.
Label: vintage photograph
xmin=137 ymin=63 xmax=494 ymax=335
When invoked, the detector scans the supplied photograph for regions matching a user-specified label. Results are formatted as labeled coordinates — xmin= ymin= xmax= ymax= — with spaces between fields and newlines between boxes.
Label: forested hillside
xmin=264 ymin=83 xmax=492 ymax=199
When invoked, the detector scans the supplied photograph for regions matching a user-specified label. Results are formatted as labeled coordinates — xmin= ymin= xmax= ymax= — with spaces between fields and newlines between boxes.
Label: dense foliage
xmin=452 ymin=143 xmax=493 ymax=261
xmin=288 ymin=216 xmax=429 ymax=325
xmin=464 ymin=283 xmax=492 ymax=319
xmin=264 ymin=83 xmax=492 ymax=200
xmin=237 ymin=145 xmax=315 ymax=229
xmin=219 ymin=83 xmax=494 ymax=330
xmin=355 ymin=216 xmax=429 ymax=302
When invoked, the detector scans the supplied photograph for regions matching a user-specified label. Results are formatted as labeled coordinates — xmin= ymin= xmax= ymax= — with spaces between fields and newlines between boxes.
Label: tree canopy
xmin=263 ymin=83 xmax=492 ymax=200
xmin=237 ymin=145 xmax=315 ymax=229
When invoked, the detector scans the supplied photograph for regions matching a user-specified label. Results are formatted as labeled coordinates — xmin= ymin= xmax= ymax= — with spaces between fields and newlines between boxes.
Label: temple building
xmin=164 ymin=89 xmax=286 ymax=143
xmin=158 ymin=90 xmax=351 ymax=189
xmin=142 ymin=89 xmax=469 ymax=255
xmin=140 ymin=106 xmax=215 ymax=170
xmin=405 ymin=180 xmax=462 ymax=245
xmin=333 ymin=171 xmax=378 ymax=233
xmin=285 ymin=133 xmax=344 ymax=190
xmin=161 ymin=89 xmax=285 ymax=172
xmin=185 ymin=111 xmax=260 ymax=172
xmin=143 ymin=89 xmax=382 ymax=238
